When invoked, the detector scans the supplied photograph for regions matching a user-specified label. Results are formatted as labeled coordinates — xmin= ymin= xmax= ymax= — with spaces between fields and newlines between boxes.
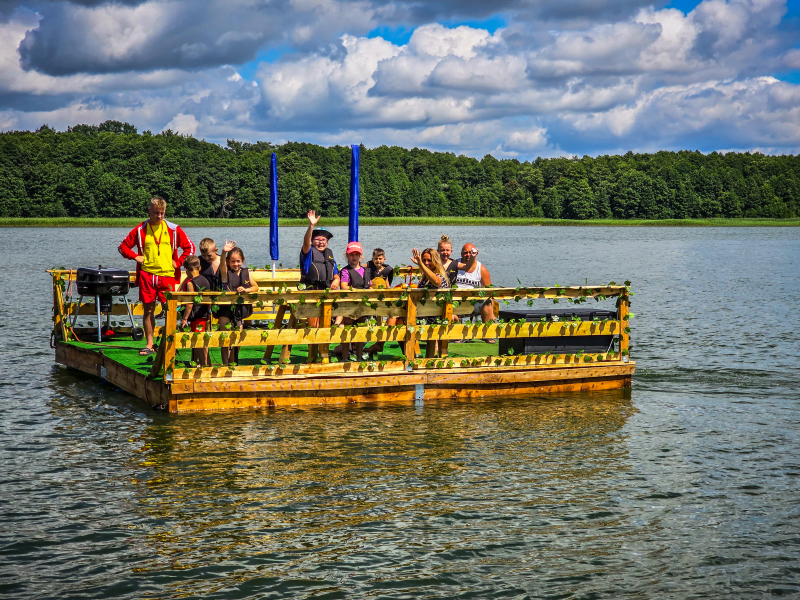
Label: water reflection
xmin=126 ymin=393 xmax=637 ymax=596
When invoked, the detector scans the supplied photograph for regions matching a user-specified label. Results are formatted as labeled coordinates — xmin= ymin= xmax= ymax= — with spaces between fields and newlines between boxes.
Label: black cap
xmin=312 ymin=228 xmax=333 ymax=240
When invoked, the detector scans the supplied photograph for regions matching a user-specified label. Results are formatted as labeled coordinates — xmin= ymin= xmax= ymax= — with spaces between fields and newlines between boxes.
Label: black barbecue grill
xmin=71 ymin=267 xmax=143 ymax=342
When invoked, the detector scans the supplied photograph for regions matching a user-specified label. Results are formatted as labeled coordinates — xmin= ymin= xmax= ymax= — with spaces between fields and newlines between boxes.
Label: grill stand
xmin=70 ymin=295 xmax=139 ymax=342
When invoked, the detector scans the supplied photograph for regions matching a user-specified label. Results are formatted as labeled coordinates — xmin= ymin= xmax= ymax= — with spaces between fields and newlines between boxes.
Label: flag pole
xmin=269 ymin=152 xmax=279 ymax=279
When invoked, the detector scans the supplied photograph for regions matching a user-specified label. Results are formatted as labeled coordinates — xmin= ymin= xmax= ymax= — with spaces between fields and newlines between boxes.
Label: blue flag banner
xmin=269 ymin=152 xmax=279 ymax=261
xmin=349 ymin=144 xmax=359 ymax=243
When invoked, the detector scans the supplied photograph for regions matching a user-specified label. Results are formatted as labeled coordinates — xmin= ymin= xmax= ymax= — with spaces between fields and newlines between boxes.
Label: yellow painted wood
xmin=167 ymin=285 xmax=628 ymax=305
xmin=65 ymin=302 xmax=163 ymax=317
xmin=618 ymin=292 xmax=630 ymax=357
xmin=175 ymin=320 xmax=620 ymax=349
xmin=261 ymin=303 xmax=288 ymax=364
xmin=404 ymin=298 xmax=418 ymax=360
xmin=172 ymin=359 xmax=408 ymax=382
xmin=52 ymin=273 xmax=69 ymax=342
xmin=410 ymin=352 xmax=621 ymax=370
xmin=424 ymin=362 xmax=634 ymax=385
xmin=320 ymin=301 xmax=333 ymax=363
xmin=163 ymin=298 xmax=178 ymax=378
xmin=149 ymin=335 xmax=167 ymax=379
xmin=189 ymin=371 xmax=427 ymax=394
xmin=439 ymin=302 xmax=454 ymax=358
xmin=279 ymin=314 xmax=296 ymax=364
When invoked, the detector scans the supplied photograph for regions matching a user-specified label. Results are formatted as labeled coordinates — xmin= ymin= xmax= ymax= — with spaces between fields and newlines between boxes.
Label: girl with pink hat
xmin=335 ymin=241 xmax=371 ymax=361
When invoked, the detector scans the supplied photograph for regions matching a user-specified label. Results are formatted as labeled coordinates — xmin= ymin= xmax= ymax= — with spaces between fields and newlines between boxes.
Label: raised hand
xmin=223 ymin=239 xmax=236 ymax=252
xmin=307 ymin=210 xmax=321 ymax=227
xmin=409 ymin=248 xmax=421 ymax=265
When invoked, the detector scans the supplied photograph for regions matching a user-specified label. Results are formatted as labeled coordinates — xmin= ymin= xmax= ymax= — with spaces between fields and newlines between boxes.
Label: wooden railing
xmin=157 ymin=284 xmax=631 ymax=381
xmin=48 ymin=269 xmax=632 ymax=382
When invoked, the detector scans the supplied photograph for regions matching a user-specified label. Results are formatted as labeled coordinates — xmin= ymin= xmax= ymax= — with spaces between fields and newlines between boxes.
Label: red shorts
xmin=188 ymin=319 xmax=208 ymax=332
xmin=138 ymin=271 xmax=176 ymax=304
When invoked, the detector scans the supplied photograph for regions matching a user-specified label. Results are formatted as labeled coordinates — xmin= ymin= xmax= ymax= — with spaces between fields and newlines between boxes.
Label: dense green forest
xmin=1 ymin=121 xmax=797 ymax=220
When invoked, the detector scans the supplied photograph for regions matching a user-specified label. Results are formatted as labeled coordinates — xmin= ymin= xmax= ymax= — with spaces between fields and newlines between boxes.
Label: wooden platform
xmin=50 ymin=269 xmax=635 ymax=413
xmin=55 ymin=341 xmax=633 ymax=412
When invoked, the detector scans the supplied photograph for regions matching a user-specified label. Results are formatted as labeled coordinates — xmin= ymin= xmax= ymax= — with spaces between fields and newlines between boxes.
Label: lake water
xmin=1 ymin=225 xmax=799 ymax=599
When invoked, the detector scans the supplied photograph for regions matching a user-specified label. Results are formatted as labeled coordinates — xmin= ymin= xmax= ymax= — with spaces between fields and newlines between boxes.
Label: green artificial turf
xmin=65 ymin=336 xmax=499 ymax=376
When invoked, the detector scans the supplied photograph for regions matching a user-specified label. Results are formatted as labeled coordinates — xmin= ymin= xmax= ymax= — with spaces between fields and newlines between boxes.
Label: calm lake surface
xmin=1 ymin=225 xmax=799 ymax=599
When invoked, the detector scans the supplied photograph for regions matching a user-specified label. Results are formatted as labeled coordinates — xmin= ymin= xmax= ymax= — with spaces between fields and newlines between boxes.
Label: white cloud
xmin=164 ymin=112 xmax=200 ymax=135
xmin=0 ymin=0 xmax=798 ymax=157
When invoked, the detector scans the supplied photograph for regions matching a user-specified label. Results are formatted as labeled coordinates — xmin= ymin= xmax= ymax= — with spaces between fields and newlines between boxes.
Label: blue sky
xmin=0 ymin=0 xmax=798 ymax=157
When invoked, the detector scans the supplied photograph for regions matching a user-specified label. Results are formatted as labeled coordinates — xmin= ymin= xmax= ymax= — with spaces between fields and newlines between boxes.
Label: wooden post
xmin=320 ymin=301 xmax=333 ymax=363
xmin=439 ymin=301 xmax=453 ymax=358
xmin=149 ymin=336 xmax=166 ymax=379
xmin=163 ymin=298 xmax=178 ymax=379
xmin=279 ymin=312 xmax=296 ymax=365
xmin=404 ymin=292 xmax=418 ymax=361
xmin=52 ymin=273 xmax=69 ymax=342
xmin=307 ymin=329 xmax=318 ymax=364
xmin=262 ymin=304 xmax=288 ymax=363
xmin=618 ymin=291 xmax=629 ymax=360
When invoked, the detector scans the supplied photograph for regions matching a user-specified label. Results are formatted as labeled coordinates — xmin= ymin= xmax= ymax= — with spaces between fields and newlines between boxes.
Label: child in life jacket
xmin=365 ymin=248 xmax=393 ymax=288
xmin=364 ymin=248 xmax=394 ymax=357
xmin=218 ymin=239 xmax=259 ymax=365
xmin=336 ymin=241 xmax=371 ymax=361
xmin=198 ymin=237 xmax=222 ymax=291
xmin=179 ymin=255 xmax=211 ymax=366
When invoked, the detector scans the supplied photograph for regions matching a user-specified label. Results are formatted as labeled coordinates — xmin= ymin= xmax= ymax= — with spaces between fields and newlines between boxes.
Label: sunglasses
xmin=461 ymin=250 xmax=478 ymax=255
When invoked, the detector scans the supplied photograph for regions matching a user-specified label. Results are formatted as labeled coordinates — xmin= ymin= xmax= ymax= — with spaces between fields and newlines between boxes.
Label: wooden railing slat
xmin=174 ymin=320 xmax=620 ymax=349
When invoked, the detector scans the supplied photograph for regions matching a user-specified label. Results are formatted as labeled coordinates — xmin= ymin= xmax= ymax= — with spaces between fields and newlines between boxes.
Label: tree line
xmin=0 ymin=120 xmax=797 ymax=220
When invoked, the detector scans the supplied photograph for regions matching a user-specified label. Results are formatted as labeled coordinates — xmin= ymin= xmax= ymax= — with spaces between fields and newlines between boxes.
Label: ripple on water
xmin=1 ymin=226 xmax=799 ymax=599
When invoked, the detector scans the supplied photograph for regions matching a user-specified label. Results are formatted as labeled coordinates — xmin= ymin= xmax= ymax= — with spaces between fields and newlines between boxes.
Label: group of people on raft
xmin=118 ymin=196 xmax=495 ymax=366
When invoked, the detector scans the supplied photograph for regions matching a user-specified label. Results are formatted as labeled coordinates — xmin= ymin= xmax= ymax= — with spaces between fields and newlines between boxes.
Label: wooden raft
xmin=49 ymin=269 xmax=635 ymax=412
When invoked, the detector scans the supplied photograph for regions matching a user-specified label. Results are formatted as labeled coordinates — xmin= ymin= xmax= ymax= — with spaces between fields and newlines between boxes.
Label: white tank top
xmin=454 ymin=261 xmax=482 ymax=288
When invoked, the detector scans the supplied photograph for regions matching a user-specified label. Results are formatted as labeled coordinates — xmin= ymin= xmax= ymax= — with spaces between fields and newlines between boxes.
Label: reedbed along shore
xmin=6 ymin=217 xmax=800 ymax=227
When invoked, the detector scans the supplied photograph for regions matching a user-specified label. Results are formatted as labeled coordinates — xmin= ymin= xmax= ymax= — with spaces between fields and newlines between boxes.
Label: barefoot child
xmin=179 ymin=255 xmax=211 ymax=366
xmin=218 ymin=239 xmax=259 ymax=365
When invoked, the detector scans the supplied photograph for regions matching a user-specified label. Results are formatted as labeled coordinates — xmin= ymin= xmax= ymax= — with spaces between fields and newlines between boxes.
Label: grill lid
xmin=76 ymin=266 xmax=131 ymax=296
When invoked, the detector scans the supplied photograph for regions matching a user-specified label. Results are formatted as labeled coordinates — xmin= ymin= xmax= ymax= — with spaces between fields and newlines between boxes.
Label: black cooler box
xmin=498 ymin=308 xmax=617 ymax=355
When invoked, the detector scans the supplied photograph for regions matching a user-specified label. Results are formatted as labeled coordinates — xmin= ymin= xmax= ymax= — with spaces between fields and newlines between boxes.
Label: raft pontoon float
xmin=50 ymin=269 xmax=634 ymax=412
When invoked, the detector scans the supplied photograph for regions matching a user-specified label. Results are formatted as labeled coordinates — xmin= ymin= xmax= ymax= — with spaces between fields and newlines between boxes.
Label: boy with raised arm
xmin=300 ymin=210 xmax=340 ymax=294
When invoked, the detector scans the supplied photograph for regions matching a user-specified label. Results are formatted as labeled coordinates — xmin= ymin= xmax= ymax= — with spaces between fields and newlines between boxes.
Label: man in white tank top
xmin=455 ymin=243 xmax=495 ymax=324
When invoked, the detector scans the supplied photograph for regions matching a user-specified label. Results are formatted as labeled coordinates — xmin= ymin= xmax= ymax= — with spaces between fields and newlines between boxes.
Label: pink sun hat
xmin=346 ymin=241 xmax=363 ymax=255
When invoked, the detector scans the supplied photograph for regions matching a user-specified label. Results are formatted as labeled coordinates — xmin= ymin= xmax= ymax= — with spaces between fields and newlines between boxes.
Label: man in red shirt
xmin=118 ymin=197 xmax=195 ymax=355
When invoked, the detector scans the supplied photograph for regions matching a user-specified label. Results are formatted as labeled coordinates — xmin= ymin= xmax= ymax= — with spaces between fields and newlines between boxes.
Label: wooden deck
xmin=50 ymin=269 xmax=635 ymax=412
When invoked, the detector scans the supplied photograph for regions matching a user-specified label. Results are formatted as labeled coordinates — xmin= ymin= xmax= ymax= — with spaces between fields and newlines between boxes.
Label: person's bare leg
xmin=480 ymin=302 xmax=495 ymax=322
xmin=480 ymin=302 xmax=496 ymax=343
xmin=425 ymin=341 xmax=437 ymax=358
xmin=219 ymin=316 xmax=232 ymax=364
xmin=142 ymin=302 xmax=156 ymax=349
xmin=366 ymin=316 xmax=394 ymax=354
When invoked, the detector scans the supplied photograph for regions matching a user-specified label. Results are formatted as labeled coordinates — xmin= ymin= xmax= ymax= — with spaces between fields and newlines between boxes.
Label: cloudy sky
xmin=1 ymin=0 xmax=798 ymax=157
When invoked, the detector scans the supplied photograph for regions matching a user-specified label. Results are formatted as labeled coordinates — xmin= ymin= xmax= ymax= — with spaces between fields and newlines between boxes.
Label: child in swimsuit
xmin=218 ymin=239 xmax=259 ymax=365
xmin=179 ymin=255 xmax=211 ymax=366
